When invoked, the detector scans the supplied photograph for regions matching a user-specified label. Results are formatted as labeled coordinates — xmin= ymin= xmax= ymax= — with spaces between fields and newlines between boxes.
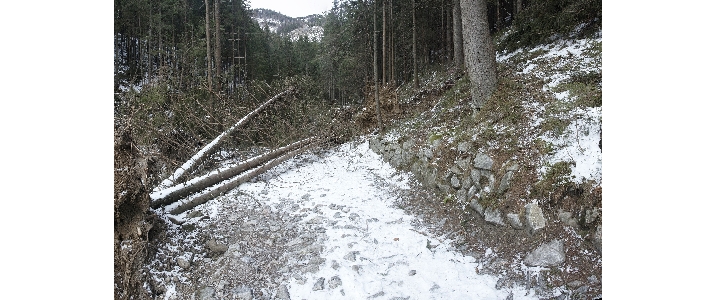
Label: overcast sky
xmin=248 ymin=0 xmax=334 ymax=18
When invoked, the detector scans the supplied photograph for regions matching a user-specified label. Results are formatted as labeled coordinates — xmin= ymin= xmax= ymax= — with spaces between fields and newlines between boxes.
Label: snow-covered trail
xmin=230 ymin=140 xmax=537 ymax=299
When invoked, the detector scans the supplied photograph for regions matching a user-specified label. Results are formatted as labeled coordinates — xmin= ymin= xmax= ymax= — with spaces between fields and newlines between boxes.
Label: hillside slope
xmin=366 ymin=29 xmax=603 ymax=299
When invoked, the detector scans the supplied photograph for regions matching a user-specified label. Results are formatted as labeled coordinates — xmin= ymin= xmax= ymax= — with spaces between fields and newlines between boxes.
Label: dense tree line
xmin=114 ymin=0 xmax=600 ymax=108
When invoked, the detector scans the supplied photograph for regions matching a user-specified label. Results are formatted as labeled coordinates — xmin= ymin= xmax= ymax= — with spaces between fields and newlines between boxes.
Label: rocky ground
xmin=144 ymin=139 xmax=603 ymax=300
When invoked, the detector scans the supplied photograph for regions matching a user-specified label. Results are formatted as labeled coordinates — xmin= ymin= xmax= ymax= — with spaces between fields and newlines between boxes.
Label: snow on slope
xmin=499 ymin=31 xmax=603 ymax=185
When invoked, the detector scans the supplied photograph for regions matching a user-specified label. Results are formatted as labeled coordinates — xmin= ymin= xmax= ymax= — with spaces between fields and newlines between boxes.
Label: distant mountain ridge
xmin=251 ymin=8 xmax=324 ymax=42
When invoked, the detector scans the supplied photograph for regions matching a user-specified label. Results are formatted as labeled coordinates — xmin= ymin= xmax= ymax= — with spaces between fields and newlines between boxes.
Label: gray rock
xmin=524 ymin=203 xmax=546 ymax=234
xmin=196 ymin=287 xmax=216 ymax=300
xmin=576 ymin=285 xmax=589 ymax=294
xmin=471 ymin=169 xmax=482 ymax=186
xmin=461 ymin=175 xmax=472 ymax=189
xmin=588 ymin=275 xmax=599 ymax=284
xmin=276 ymin=284 xmax=291 ymax=300
xmin=331 ymin=260 xmax=340 ymax=270
xmin=349 ymin=213 xmax=360 ymax=221
xmin=216 ymin=280 xmax=229 ymax=291
xmin=567 ymin=280 xmax=584 ymax=288
xmin=524 ymin=240 xmax=565 ymax=267
xmin=231 ymin=286 xmax=254 ymax=300
xmin=498 ymin=171 xmax=514 ymax=194
xmin=474 ymin=153 xmax=494 ymax=170
xmin=425 ymin=168 xmax=437 ymax=187
xmin=484 ymin=208 xmax=506 ymax=226
xmin=206 ymin=239 xmax=228 ymax=255
xmin=557 ymin=210 xmax=578 ymax=227
xmin=450 ymin=175 xmax=461 ymax=188
xmin=468 ymin=185 xmax=477 ymax=199
xmin=344 ymin=251 xmax=360 ymax=262
xmin=333 ymin=212 xmax=342 ymax=218
xmin=438 ymin=183 xmax=450 ymax=194
xmin=423 ymin=148 xmax=433 ymax=159
xmin=351 ymin=265 xmax=363 ymax=274
xmin=505 ymin=162 xmax=519 ymax=172
xmin=456 ymin=188 xmax=467 ymax=203
xmin=506 ymin=213 xmax=523 ymax=229
xmin=458 ymin=142 xmax=471 ymax=153
xmin=177 ymin=257 xmax=190 ymax=269
xmin=585 ymin=207 xmax=601 ymax=224
xmin=312 ymin=277 xmax=325 ymax=291
xmin=456 ymin=157 xmax=471 ymax=170
xmin=328 ymin=276 xmax=343 ymax=289
xmin=469 ymin=199 xmax=485 ymax=216
xmin=408 ymin=270 xmax=417 ymax=276
xmin=292 ymin=274 xmax=307 ymax=285
xmin=309 ymin=256 xmax=326 ymax=266
xmin=411 ymin=161 xmax=422 ymax=174
xmin=402 ymin=139 xmax=415 ymax=150
xmin=593 ymin=225 xmax=602 ymax=254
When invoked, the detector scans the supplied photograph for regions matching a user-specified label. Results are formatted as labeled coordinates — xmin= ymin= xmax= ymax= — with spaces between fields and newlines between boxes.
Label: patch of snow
xmin=540 ymin=107 xmax=602 ymax=185
xmin=229 ymin=140 xmax=539 ymax=299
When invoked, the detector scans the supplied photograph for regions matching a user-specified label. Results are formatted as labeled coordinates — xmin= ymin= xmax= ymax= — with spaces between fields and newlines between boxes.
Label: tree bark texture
xmin=382 ymin=0 xmax=387 ymax=86
xmin=150 ymin=137 xmax=316 ymax=208
xmin=214 ymin=0 xmax=221 ymax=84
xmin=204 ymin=0 xmax=213 ymax=92
xmin=453 ymin=0 xmax=464 ymax=67
xmin=389 ymin=0 xmax=394 ymax=85
xmin=374 ymin=1 xmax=383 ymax=131
xmin=446 ymin=1 xmax=452 ymax=63
xmin=168 ymin=141 xmax=320 ymax=215
xmin=460 ymin=0 xmax=497 ymax=109
xmin=515 ymin=0 xmax=522 ymax=16
xmin=412 ymin=0 xmax=418 ymax=90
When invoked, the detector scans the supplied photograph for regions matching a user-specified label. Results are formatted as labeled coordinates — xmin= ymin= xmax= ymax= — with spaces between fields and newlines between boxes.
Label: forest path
xmin=150 ymin=139 xmax=538 ymax=300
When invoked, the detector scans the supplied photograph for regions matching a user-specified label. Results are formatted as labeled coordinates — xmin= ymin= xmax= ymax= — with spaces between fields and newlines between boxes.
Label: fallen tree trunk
xmin=149 ymin=137 xmax=316 ymax=208
xmin=167 ymin=140 xmax=321 ymax=215
xmin=155 ymin=89 xmax=293 ymax=190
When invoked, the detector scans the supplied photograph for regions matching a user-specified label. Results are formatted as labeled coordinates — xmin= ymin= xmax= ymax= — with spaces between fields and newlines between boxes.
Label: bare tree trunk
xmin=214 ymin=0 xmax=221 ymax=87
xmin=412 ymin=0 xmax=418 ymax=90
xmin=515 ymin=0 xmax=522 ymax=16
xmin=151 ymin=137 xmax=316 ymax=208
xmin=495 ymin=0 xmax=502 ymax=30
xmin=390 ymin=0 xmax=395 ymax=85
xmin=446 ymin=0 xmax=452 ymax=64
xmin=374 ymin=1 xmax=383 ymax=131
xmin=156 ymin=89 xmax=293 ymax=189
xmin=204 ymin=0 xmax=213 ymax=92
xmin=168 ymin=141 xmax=321 ymax=215
xmin=460 ymin=0 xmax=498 ymax=109
xmin=382 ymin=0 xmax=387 ymax=86
xmin=453 ymin=0 xmax=464 ymax=68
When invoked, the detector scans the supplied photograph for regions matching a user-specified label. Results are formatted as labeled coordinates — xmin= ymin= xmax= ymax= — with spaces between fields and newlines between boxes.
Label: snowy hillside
xmin=251 ymin=8 xmax=324 ymax=41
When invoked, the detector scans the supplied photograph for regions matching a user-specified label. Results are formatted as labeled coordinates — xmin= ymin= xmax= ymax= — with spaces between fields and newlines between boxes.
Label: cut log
xmin=167 ymin=141 xmax=320 ymax=215
xmin=150 ymin=137 xmax=316 ymax=208
xmin=154 ymin=89 xmax=293 ymax=191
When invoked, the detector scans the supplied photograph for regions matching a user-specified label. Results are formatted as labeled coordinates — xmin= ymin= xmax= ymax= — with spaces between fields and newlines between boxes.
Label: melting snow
xmin=232 ymin=140 xmax=539 ymax=299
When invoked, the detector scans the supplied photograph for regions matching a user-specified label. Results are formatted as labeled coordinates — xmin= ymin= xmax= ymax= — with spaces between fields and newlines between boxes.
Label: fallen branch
xmin=167 ymin=140 xmax=320 ymax=215
xmin=154 ymin=88 xmax=293 ymax=190
xmin=149 ymin=137 xmax=316 ymax=208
